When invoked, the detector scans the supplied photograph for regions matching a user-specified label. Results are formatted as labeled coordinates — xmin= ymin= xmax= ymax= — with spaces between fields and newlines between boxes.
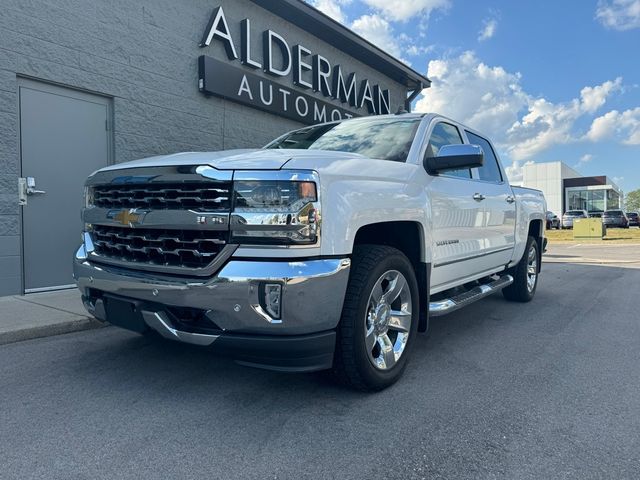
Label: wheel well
xmin=353 ymin=221 xmax=430 ymax=332
xmin=528 ymin=219 xmax=544 ymax=271
xmin=528 ymin=219 xmax=543 ymax=239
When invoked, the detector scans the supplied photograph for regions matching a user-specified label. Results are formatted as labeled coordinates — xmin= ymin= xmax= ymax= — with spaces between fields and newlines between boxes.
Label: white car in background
xmin=562 ymin=210 xmax=588 ymax=229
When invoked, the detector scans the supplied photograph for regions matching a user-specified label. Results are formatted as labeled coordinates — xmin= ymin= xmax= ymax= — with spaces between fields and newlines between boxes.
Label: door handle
xmin=506 ymin=195 xmax=516 ymax=204
xmin=19 ymin=177 xmax=46 ymax=205
xmin=26 ymin=177 xmax=46 ymax=195
xmin=472 ymin=193 xmax=485 ymax=201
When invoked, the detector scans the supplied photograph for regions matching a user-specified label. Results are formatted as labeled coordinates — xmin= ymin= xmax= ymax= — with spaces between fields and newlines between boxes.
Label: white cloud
xmin=586 ymin=107 xmax=640 ymax=144
xmin=596 ymin=0 xmax=640 ymax=30
xmin=478 ymin=18 xmax=498 ymax=41
xmin=505 ymin=160 xmax=535 ymax=183
xmin=414 ymin=51 xmax=625 ymax=181
xmin=406 ymin=43 xmax=435 ymax=56
xmin=312 ymin=0 xmax=351 ymax=25
xmin=361 ymin=0 xmax=451 ymax=22
xmin=351 ymin=14 xmax=407 ymax=63
xmin=580 ymin=77 xmax=623 ymax=113
xmin=573 ymin=153 xmax=594 ymax=169
xmin=415 ymin=51 xmax=529 ymax=146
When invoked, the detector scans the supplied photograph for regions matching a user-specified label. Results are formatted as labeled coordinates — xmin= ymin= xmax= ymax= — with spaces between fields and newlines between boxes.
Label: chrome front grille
xmin=92 ymin=182 xmax=231 ymax=211
xmin=91 ymin=225 xmax=228 ymax=269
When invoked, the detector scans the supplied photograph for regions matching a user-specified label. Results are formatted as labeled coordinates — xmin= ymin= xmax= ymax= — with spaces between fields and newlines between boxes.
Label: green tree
xmin=625 ymin=189 xmax=640 ymax=212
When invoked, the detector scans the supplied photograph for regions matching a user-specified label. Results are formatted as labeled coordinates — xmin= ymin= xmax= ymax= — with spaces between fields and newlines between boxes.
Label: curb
xmin=543 ymin=258 xmax=640 ymax=265
xmin=0 ymin=317 xmax=106 ymax=346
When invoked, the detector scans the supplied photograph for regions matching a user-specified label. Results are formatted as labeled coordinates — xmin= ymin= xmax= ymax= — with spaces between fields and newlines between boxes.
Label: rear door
xmin=464 ymin=130 xmax=516 ymax=268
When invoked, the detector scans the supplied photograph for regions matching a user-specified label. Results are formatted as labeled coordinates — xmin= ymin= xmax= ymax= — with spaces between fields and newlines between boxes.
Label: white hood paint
xmin=99 ymin=149 xmax=369 ymax=172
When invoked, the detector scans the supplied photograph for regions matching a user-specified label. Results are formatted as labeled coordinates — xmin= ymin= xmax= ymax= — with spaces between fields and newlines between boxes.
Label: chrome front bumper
xmin=74 ymin=246 xmax=350 ymax=337
xmin=74 ymin=246 xmax=350 ymax=371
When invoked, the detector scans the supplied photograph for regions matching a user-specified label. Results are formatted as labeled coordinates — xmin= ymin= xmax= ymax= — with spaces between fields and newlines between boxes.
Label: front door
xmin=19 ymin=80 xmax=111 ymax=292
xmin=425 ymin=121 xmax=488 ymax=291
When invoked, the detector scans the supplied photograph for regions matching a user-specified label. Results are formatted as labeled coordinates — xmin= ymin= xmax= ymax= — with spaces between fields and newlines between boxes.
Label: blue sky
xmin=312 ymin=0 xmax=640 ymax=194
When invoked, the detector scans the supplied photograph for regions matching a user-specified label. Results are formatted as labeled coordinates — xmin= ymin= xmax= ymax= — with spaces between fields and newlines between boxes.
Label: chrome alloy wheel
xmin=526 ymin=244 xmax=538 ymax=293
xmin=364 ymin=270 xmax=413 ymax=370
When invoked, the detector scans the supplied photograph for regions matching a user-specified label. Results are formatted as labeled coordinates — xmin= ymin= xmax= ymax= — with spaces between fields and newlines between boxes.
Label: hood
xmin=99 ymin=149 xmax=369 ymax=173
xmin=100 ymin=149 xmax=287 ymax=171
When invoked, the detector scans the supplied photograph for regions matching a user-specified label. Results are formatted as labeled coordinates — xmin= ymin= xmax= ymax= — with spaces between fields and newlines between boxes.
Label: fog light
xmin=263 ymin=283 xmax=282 ymax=319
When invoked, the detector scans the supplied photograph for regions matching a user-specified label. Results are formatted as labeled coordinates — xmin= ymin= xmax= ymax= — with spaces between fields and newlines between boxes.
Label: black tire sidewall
xmin=348 ymin=249 xmax=420 ymax=389
xmin=518 ymin=237 xmax=539 ymax=301
xmin=526 ymin=238 xmax=539 ymax=298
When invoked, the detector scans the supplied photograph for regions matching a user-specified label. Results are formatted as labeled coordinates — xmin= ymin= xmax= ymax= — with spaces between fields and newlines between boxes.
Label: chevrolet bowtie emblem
xmin=111 ymin=209 xmax=143 ymax=226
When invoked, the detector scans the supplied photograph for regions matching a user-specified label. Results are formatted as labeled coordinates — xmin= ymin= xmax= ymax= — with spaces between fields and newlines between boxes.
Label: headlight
xmin=84 ymin=186 xmax=95 ymax=208
xmin=231 ymin=173 xmax=320 ymax=245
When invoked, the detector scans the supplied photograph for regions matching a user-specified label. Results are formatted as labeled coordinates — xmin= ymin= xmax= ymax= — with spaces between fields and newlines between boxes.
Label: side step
xmin=429 ymin=275 xmax=513 ymax=317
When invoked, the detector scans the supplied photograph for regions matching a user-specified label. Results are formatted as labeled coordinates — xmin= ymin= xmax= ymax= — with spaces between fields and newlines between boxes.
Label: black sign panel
xmin=198 ymin=56 xmax=360 ymax=125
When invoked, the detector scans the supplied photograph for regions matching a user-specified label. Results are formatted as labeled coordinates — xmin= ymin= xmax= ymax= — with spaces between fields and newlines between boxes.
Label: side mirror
xmin=424 ymin=144 xmax=484 ymax=175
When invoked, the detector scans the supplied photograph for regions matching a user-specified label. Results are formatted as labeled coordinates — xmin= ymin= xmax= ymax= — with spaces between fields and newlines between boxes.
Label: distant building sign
xmin=197 ymin=6 xmax=391 ymax=124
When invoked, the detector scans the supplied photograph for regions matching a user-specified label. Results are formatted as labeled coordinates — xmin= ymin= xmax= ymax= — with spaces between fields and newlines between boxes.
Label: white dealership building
xmin=519 ymin=161 xmax=623 ymax=216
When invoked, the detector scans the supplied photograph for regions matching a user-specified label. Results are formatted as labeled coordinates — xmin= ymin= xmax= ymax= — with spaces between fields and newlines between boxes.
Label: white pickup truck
xmin=74 ymin=113 xmax=546 ymax=390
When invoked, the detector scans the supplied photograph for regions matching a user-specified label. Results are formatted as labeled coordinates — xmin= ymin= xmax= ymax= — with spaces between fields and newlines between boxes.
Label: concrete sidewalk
xmin=0 ymin=289 xmax=104 ymax=345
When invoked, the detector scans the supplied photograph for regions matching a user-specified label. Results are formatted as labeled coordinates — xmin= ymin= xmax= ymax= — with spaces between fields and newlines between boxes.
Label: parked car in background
xmin=602 ymin=210 xmax=629 ymax=228
xmin=627 ymin=212 xmax=640 ymax=227
xmin=588 ymin=211 xmax=603 ymax=218
xmin=546 ymin=211 xmax=561 ymax=229
xmin=562 ymin=210 xmax=588 ymax=229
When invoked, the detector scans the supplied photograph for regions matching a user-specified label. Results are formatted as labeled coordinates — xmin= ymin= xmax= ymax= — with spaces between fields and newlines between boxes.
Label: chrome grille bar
xmin=93 ymin=183 xmax=231 ymax=211
xmin=91 ymin=225 xmax=228 ymax=269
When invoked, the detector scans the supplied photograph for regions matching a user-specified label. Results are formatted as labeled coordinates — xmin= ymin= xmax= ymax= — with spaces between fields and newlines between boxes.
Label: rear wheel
xmin=503 ymin=236 xmax=539 ymax=303
xmin=333 ymin=245 xmax=419 ymax=391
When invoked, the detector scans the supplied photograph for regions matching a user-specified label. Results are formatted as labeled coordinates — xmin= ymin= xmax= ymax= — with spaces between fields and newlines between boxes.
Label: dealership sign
xmin=197 ymin=6 xmax=392 ymax=124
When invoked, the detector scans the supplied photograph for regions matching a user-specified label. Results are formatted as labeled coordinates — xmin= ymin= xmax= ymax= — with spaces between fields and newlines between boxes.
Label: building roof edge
xmin=249 ymin=0 xmax=431 ymax=91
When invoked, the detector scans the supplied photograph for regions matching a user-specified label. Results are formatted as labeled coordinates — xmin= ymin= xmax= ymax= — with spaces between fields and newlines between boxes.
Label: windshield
xmin=565 ymin=211 xmax=584 ymax=216
xmin=604 ymin=210 xmax=623 ymax=216
xmin=264 ymin=117 xmax=421 ymax=162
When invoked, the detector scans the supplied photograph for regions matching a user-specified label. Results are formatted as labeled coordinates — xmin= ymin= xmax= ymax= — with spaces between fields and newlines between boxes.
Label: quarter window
xmin=465 ymin=131 xmax=503 ymax=183
xmin=426 ymin=122 xmax=470 ymax=179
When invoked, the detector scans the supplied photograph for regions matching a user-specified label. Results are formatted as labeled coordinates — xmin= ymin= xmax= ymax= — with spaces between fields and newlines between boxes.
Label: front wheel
xmin=333 ymin=245 xmax=419 ymax=391
xmin=503 ymin=236 xmax=539 ymax=302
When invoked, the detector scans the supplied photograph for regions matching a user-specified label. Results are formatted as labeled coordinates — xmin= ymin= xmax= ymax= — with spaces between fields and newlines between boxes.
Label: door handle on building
xmin=472 ymin=193 xmax=485 ymax=201
xmin=506 ymin=195 xmax=515 ymax=204
xmin=26 ymin=177 xmax=46 ymax=195
xmin=18 ymin=177 xmax=46 ymax=205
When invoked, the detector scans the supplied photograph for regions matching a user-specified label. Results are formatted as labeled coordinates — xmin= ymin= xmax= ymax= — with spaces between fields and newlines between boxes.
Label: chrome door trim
xmin=433 ymin=246 xmax=513 ymax=268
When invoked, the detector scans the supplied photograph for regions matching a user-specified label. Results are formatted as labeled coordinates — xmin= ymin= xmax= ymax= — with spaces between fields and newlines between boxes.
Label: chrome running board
xmin=429 ymin=275 xmax=514 ymax=317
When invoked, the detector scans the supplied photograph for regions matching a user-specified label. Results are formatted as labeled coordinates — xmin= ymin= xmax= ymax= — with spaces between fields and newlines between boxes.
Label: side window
xmin=465 ymin=131 xmax=503 ymax=183
xmin=426 ymin=122 xmax=471 ymax=179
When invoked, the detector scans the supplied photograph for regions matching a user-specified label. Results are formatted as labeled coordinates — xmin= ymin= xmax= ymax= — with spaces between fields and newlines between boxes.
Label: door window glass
xmin=426 ymin=122 xmax=470 ymax=178
xmin=465 ymin=131 xmax=503 ymax=183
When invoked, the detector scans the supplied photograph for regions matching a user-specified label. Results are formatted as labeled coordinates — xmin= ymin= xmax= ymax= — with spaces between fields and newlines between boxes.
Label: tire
xmin=502 ymin=236 xmax=539 ymax=303
xmin=333 ymin=245 xmax=420 ymax=391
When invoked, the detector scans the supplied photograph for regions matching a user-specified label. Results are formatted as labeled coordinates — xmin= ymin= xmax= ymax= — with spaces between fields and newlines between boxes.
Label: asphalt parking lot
xmin=1 ymin=244 xmax=639 ymax=479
